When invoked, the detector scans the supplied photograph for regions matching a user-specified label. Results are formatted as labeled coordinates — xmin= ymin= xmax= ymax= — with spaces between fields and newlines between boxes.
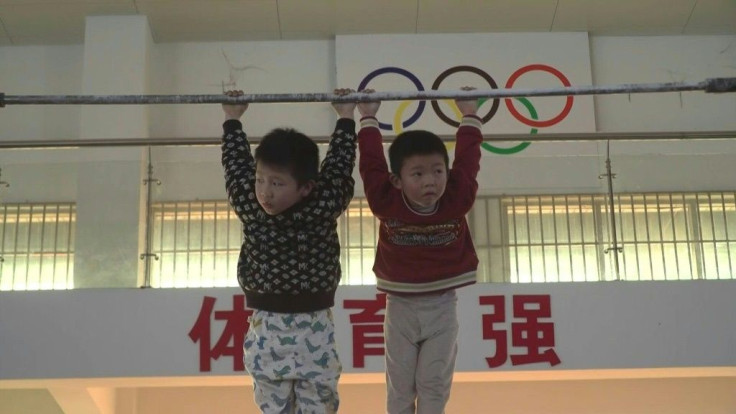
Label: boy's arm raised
xmin=317 ymin=89 xmax=359 ymax=214
xmin=451 ymin=88 xmax=483 ymax=207
xmin=220 ymin=90 xmax=258 ymax=220
xmin=357 ymin=92 xmax=394 ymax=214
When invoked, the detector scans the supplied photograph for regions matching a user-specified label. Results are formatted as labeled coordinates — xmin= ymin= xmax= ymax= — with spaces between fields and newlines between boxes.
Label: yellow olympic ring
xmin=393 ymin=99 xmax=458 ymax=151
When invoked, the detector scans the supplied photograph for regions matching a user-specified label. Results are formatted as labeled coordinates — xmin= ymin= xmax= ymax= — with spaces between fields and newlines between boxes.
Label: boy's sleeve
xmin=450 ymin=115 xmax=483 ymax=208
xmin=221 ymin=119 xmax=259 ymax=221
xmin=317 ymin=118 xmax=358 ymax=214
xmin=358 ymin=117 xmax=395 ymax=215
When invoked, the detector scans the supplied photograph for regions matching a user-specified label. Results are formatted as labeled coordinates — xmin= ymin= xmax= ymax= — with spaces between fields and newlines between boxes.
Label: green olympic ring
xmin=481 ymin=97 xmax=535 ymax=155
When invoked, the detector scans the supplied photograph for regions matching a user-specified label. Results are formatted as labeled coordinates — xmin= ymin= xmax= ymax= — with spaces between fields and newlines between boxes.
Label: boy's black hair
xmin=255 ymin=128 xmax=319 ymax=185
xmin=388 ymin=130 xmax=449 ymax=175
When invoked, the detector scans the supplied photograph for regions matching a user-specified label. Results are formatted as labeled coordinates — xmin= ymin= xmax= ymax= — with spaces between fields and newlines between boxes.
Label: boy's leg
xmin=385 ymin=294 xmax=421 ymax=414
xmin=415 ymin=291 xmax=459 ymax=414
xmin=291 ymin=310 xmax=342 ymax=414
xmin=244 ymin=310 xmax=297 ymax=414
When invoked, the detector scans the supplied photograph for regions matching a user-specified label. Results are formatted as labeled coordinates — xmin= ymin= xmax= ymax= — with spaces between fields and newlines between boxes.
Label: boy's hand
xmin=455 ymin=86 xmax=478 ymax=117
xmin=222 ymin=90 xmax=248 ymax=121
xmin=332 ymin=88 xmax=356 ymax=120
xmin=357 ymin=89 xmax=380 ymax=118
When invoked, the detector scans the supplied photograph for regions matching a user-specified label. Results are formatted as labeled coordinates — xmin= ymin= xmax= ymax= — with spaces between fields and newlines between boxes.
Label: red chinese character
xmin=188 ymin=295 xmax=253 ymax=372
xmin=343 ymin=293 xmax=387 ymax=368
xmin=510 ymin=295 xmax=561 ymax=366
xmin=479 ymin=295 xmax=507 ymax=368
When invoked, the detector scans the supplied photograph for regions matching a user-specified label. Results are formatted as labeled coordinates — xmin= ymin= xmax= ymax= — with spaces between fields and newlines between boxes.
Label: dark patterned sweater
xmin=221 ymin=118 xmax=357 ymax=313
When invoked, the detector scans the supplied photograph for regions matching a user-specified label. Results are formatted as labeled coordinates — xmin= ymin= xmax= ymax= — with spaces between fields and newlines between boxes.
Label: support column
xmin=75 ymin=16 xmax=152 ymax=288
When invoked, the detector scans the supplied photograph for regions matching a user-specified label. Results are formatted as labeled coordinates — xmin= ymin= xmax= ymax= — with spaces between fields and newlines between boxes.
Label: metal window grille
xmin=338 ymin=198 xmax=378 ymax=285
xmin=149 ymin=198 xmax=380 ymax=288
xmin=478 ymin=192 xmax=736 ymax=283
xmin=0 ymin=203 xmax=76 ymax=291
xmin=150 ymin=201 xmax=241 ymax=288
xmin=149 ymin=192 xmax=735 ymax=287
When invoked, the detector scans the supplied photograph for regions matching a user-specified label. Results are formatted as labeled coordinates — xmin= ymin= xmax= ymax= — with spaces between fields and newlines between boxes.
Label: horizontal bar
xmin=1 ymin=78 xmax=735 ymax=106
xmin=1 ymin=131 xmax=733 ymax=149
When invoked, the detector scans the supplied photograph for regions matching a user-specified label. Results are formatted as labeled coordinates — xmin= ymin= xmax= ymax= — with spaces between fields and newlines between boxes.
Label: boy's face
xmin=255 ymin=162 xmax=313 ymax=215
xmin=390 ymin=153 xmax=448 ymax=211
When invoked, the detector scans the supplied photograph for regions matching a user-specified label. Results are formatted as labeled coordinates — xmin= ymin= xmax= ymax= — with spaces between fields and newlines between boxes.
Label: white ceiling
xmin=0 ymin=0 xmax=735 ymax=46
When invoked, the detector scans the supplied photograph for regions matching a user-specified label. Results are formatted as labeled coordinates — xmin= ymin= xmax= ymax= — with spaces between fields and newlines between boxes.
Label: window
xmin=0 ymin=203 xmax=76 ymax=291
xmin=147 ymin=192 xmax=735 ymax=288
xmin=148 ymin=199 xmax=380 ymax=288
xmin=149 ymin=201 xmax=240 ymax=288
xmin=481 ymin=192 xmax=736 ymax=283
xmin=338 ymin=198 xmax=378 ymax=285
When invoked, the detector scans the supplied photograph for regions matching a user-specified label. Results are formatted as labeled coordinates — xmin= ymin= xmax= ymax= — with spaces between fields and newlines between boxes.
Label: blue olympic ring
xmin=358 ymin=67 xmax=426 ymax=131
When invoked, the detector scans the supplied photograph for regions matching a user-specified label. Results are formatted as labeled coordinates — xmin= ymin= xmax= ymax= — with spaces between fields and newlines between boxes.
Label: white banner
xmin=1 ymin=281 xmax=735 ymax=380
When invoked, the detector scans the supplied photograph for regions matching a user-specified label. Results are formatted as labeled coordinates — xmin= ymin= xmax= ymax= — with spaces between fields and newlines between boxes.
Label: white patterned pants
xmin=244 ymin=309 xmax=342 ymax=414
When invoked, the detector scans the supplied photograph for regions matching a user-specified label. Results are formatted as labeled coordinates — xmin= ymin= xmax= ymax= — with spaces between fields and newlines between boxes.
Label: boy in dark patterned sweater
xmin=221 ymin=88 xmax=357 ymax=414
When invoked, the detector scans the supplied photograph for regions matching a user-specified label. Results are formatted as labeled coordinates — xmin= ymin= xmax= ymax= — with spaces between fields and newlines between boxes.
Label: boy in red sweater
xmin=357 ymin=88 xmax=482 ymax=414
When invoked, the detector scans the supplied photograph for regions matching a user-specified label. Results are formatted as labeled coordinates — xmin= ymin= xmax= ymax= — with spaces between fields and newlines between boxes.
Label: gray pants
xmin=385 ymin=291 xmax=459 ymax=414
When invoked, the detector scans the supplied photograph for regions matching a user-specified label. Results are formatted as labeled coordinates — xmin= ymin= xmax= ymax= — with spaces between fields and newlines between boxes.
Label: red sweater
xmin=358 ymin=116 xmax=483 ymax=295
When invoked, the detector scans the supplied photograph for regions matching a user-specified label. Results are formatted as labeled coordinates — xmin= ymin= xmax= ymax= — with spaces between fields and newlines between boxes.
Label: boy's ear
xmin=389 ymin=173 xmax=402 ymax=190
xmin=299 ymin=180 xmax=316 ymax=197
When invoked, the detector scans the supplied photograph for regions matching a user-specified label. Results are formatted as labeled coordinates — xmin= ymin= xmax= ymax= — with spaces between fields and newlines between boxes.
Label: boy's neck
xmin=402 ymin=192 xmax=439 ymax=215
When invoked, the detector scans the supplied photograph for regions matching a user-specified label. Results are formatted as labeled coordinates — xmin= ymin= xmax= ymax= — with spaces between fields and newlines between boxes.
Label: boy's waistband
xmin=244 ymin=290 xmax=336 ymax=313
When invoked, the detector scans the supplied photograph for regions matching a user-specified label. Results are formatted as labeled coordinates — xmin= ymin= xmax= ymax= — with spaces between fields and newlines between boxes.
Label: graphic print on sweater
xmin=383 ymin=218 xmax=462 ymax=246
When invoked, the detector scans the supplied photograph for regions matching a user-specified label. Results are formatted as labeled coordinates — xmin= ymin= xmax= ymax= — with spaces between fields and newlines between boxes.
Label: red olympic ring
xmin=504 ymin=64 xmax=573 ymax=128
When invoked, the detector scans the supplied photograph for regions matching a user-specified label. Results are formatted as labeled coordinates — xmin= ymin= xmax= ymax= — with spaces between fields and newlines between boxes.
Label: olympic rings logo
xmin=357 ymin=64 xmax=574 ymax=155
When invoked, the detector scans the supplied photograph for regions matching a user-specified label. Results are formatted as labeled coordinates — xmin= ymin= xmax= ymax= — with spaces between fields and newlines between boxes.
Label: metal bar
xmin=577 ymin=195 xmax=588 ymax=281
xmin=643 ymin=194 xmax=655 ymax=279
xmin=52 ymin=205 xmax=60 ymax=287
xmin=616 ymin=193 xmax=628 ymax=280
xmin=199 ymin=201 xmax=205 ymax=286
xmin=511 ymin=197 xmax=520 ymax=283
xmin=356 ymin=200 xmax=362 ymax=284
xmin=0 ymin=205 xmax=6 ymax=274
xmin=172 ymin=203 xmax=179 ymax=286
xmin=497 ymin=197 xmax=511 ymax=283
xmin=157 ymin=203 xmax=165 ymax=286
xmin=1 ymin=131 xmax=734 ymax=149
xmin=186 ymin=201 xmax=192 ymax=286
xmin=656 ymin=195 xmax=669 ymax=280
xmin=140 ymin=147 xmax=158 ymax=288
xmin=667 ymin=194 xmax=682 ymax=280
xmin=38 ymin=204 xmax=47 ymax=288
xmin=538 ymin=198 xmax=547 ymax=282
xmin=689 ymin=196 xmax=704 ymax=280
xmin=593 ymin=198 xmax=606 ymax=281
xmin=552 ymin=197 xmax=561 ymax=281
xmin=66 ymin=205 xmax=74 ymax=288
xmin=564 ymin=195 xmax=574 ymax=282
xmin=628 ymin=195 xmax=641 ymax=281
xmin=212 ymin=202 xmax=218 ymax=278
xmin=485 ymin=198 xmax=498 ymax=282
xmin=706 ymin=193 xmax=720 ymax=279
xmin=345 ymin=201 xmax=352 ymax=284
xmin=719 ymin=193 xmax=733 ymax=278
xmin=2 ymin=77 xmax=735 ymax=107
xmin=603 ymin=141 xmax=621 ymax=280
xmin=24 ymin=206 xmax=32 ymax=288
xmin=731 ymin=192 xmax=736 ymax=278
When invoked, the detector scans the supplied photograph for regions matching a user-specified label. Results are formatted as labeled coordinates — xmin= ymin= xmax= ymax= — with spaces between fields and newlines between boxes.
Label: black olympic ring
xmin=430 ymin=65 xmax=499 ymax=128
